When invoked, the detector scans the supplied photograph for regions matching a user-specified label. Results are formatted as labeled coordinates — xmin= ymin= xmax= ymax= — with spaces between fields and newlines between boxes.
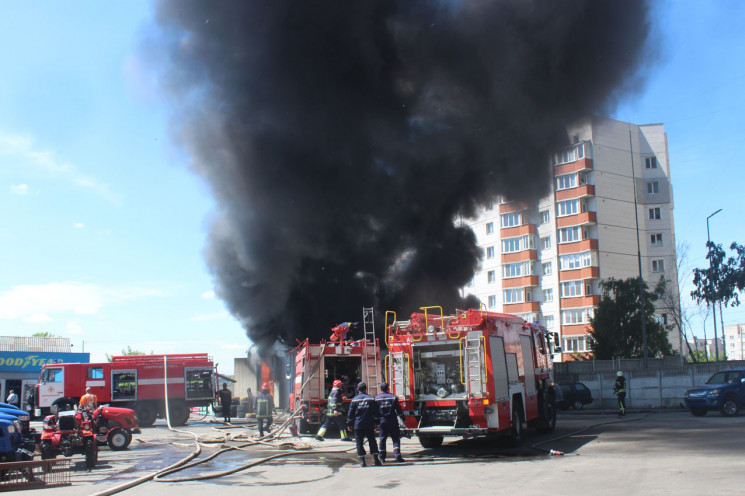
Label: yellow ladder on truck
xmin=465 ymin=335 xmax=484 ymax=397
xmin=362 ymin=307 xmax=380 ymax=397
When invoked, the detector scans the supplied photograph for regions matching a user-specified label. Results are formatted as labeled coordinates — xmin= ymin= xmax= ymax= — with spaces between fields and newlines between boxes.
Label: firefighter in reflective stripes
xmin=316 ymin=379 xmax=349 ymax=441
xmin=613 ymin=371 xmax=626 ymax=417
xmin=375 ymin=382 xmax=405 ymax=462
xmin=255 ymin=382 xmax=275 ymax=437
xmin=346 ymin=382 xmax=381 ymax=467
xmin=79 ymin=387 xmax=98 ymax=411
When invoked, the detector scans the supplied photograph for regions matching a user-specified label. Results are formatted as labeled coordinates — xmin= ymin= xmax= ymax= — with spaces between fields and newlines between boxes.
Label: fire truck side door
xmin=39 ymin=367 xmax=64 ymax=408
xmin=520 ymin=335 xmax=537 ymax=396
xmin=487 ymin=337 xmax=508 ymax=428
xmin=111 ymin=369 xmax=137 ymax=401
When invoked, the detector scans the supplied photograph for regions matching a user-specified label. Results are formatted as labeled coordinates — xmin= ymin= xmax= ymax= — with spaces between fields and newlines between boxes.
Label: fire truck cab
xmin=36 ymin=353 xmax=217 ymax=427
xmin=386 ymin=306 xmax=559 ymax=448
xmin=289 ymin=307 xmax=381 ymax=433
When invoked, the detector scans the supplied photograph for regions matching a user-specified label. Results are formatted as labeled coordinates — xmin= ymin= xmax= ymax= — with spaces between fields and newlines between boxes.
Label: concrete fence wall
xmin=555 ymin=360 xmax=745 ymax=409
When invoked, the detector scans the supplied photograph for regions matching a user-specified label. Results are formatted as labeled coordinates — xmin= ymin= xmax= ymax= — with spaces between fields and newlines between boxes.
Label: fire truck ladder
xmin=362 ymin=307 xmax=380 ymax=397
xmin=464 ymin=336 xmax=484 ymax=397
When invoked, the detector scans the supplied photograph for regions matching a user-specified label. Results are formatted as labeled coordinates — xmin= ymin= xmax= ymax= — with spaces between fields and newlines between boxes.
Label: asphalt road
xmin=21 ymin=409 xmax=745 ymax=495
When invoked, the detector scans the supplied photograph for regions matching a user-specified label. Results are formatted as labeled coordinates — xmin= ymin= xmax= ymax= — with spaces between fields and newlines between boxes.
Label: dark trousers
xmin=617 ymin=392 xmax=626 ymax=414
xmin=378 ymin=422 xmax=401 ymax=459
xmin=221 ymin=401 xmax=231 ymax=421
xmin=258 ymin=416 xmax=272 ymax=436
xmin=354 ymin=428 xmax=378 ymax=457
xmin=321 ymin=414 xmax=346 ymax=433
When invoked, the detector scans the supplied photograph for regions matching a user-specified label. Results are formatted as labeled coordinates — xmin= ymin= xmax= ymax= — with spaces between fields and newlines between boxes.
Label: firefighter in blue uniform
xmin=346 ymin=382 xmax=381 ymax=467
xmin=316 ymin=379 xmax=350 ymax=441
xmin=375 ymin=382 xmax=406 ymax=463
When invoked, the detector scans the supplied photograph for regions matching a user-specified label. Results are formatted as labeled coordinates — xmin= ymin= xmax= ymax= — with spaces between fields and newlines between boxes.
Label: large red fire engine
xmin=385 ymin=306 xmax=560 ymax=448
xmin=289 ymin=307 xmax=381 ymax=433
xmin=35 ymin=353 xmax=217 ymax=427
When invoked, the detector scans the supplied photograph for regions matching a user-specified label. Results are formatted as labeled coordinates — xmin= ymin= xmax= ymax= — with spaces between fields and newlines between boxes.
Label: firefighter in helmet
xmin=255 ymin=382 xmax=275 ymax=437
xmin=316 ymin=379 xmax=350 ymax=441
xmin=218 ymin=383 xmax=232 ymax=423
xmin=613 ymin=371 xmax=626 ymax=417
xmin=375 ymin=382 xmax=406 ymax=463
xmin=346 ymin=382 xmax=381 ymax=467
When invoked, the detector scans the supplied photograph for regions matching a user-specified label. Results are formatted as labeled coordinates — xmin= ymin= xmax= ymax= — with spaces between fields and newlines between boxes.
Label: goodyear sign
xmin=0 ymin=352 xmax=90 ymax=373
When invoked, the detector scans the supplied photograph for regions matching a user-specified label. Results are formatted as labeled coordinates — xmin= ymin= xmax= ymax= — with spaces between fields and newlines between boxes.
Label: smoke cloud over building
xmin=151 ymin=0 xmax=653 ymax=350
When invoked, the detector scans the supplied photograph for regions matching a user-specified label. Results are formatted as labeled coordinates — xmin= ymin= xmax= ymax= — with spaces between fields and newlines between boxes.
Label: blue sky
xmin=1 ymin=1 xmax=743 ymax=371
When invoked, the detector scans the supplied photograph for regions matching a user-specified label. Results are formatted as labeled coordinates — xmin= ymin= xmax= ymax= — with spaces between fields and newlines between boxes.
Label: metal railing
xmin=0 ymin=336 xmax=71 ymax=353
xmin=0 ymin=459 xmax=71 ymax=490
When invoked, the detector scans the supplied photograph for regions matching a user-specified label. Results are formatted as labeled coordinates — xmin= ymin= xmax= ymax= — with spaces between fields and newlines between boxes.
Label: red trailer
xmin=35 ymin=353 xmax=216 ymax=426
xmin=385 ymin=306 xmax=560 ymax=448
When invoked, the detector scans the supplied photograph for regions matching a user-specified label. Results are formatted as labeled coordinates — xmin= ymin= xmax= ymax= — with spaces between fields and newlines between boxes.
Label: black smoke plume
xmin=152 ymin=0 xmax=653 ymax=351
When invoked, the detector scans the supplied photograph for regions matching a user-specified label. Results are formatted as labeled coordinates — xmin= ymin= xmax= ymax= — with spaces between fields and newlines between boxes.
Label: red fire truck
xmin=35 ymin=353 xmax=217 ymax=427
xmin=289 ymin=307 xmax=381 ymax=434
xmin=385 ymin=306 xmax=560 ymax=448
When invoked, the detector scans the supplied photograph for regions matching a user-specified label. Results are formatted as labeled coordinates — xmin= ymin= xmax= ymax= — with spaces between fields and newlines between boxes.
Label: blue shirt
xmin=346 ymin=392 xmax=378 ymax=430
xmin=375 ymin=391 xmax=403 ymax=424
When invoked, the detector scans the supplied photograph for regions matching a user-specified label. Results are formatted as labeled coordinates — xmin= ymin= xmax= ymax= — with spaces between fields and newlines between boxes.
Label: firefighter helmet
xmin=332 ymin=379 xmax=343 ymax=389
xmin=357 ymin=382 xmax=367 ymax=392
xmin=617 ymin=371 xmax=624 ymax=377
xmin=380 ymin=382 xmax=389 ymax=392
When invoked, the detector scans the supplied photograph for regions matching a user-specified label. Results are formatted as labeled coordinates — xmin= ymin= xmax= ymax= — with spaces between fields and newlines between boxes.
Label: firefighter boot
xmin=373 ymin=454 xmax=383 ymax=466
xmin=359 ymin=456 xmax=367 ymax=467
xmin=315 ymin=427 xmax=327 ymax=441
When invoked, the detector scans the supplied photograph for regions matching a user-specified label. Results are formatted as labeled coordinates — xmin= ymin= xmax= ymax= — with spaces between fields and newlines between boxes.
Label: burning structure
xmin=150 ymin=0 xmax=654 ymax=350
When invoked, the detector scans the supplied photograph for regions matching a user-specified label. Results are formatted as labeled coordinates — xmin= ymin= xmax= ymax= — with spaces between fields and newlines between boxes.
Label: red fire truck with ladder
xmin=385 ymin=306 xmax=560 ymax=448
xmin=289 ymin=307 xmax=381 ymax=434
xmin=35 ymin=353 xmax=217 ymax=427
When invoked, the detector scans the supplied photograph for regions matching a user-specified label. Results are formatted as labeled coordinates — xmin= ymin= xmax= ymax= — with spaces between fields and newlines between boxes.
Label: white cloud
xmin=73 ymin=223 xmax=85 ymax=229
xmin=10 ymin=184 xmax=28 ymax=195
xmin=0 ymin=133 xmax=121 ymax=205
xmin=201 ymin=291 xmax=215 ymax=299
xmin=0 ymin=282 xmax=170 ymax=321
xmin=187 ymin=312 xmax=228 ymax=322
xmin=220 ymin=343 xmax=246 ymax=350
xmin=66 ymin=321 xmax=84 ymax=335
xmin=25 ymin=313 xmax=53 ymax=323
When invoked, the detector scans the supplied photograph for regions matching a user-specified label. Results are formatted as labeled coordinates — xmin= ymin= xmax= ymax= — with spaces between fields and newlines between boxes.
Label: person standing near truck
xmin=316 ymin=379 xmax=349 ymax=441
xmin=255 ymin=382 xmax=275 ymax=437
xmin=79 ymin=387 xmax=98 ymax=411
xmin=613 ymin=371 xmax=626 ymax=417
xmin=218 ymin=383 xmax=232 ymax=423
xmin=346 ymin=382 xmax=381 ymax=467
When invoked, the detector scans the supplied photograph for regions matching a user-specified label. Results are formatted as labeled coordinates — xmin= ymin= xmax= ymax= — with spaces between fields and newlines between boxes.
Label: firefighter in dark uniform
xmin=346 ymin=382 xmax=381 ymax=467
xmin=218 ymin=383 xmax=232 ymax=422
xmin=316 ymin=379 xmax=350 ymax=441
xmin=375 ymin=382 xmax=406 ymax=463
xmin=613 ymin=371 xmax=626 ymax=417
xmin=255 ymin=382 xmax=275 ymax=437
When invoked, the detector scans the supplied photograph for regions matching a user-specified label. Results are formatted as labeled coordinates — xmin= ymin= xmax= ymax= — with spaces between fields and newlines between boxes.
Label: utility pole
xmin=706 ymin=208 xmax=722 ymax=362
xmin=629 ymin=129 xmax=648 ymax=368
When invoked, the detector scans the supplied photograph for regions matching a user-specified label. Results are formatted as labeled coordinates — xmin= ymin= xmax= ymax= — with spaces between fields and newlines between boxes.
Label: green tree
xmin=692 ymin=241 xmax=745 ymax=309
xmin=31 ymin=332 xmax=58 ymax=337
xmin=106 ymin=346 xmax=149 ymax=362
xmin=588 ymin=277 xmax=673 ymax=359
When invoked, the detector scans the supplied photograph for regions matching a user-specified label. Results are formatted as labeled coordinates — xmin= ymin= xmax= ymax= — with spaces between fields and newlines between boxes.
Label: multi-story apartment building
xmin=723 ymin=324 xmax=745 ymax=360
xmin=463 ymin=116 xmax=680 ymax=361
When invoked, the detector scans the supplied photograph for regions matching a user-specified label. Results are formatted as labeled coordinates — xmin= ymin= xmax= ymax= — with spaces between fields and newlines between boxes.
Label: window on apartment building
xmin=558 ymin=226 xmax=582 ymax=243
xmin=486 ymin=246 xmax=495 ymax=259
xmin=560 ymin=280 xmax=584 ymax=298
xmin=543 ymin=288 xmax=554 ymax=302
xmin=468 ymin=277 xmax=474 ymax=287
xmin=559 ymin=252 xmax=592 ymax=270
xmin=525 ymin=290 xmax=532 ymax=302
xmin=553 ymin=144 xmax=584 ymax=166
xmin=503 ymin=288 xmax=524 ymax=304
xmin=485 ymin=222 xmax=494 ymax=235
xmin=556 ymin=173 xmax=577 ymax=191
xmin=502 ymin=262 xmax=529 ymax=278
xmin=651 ymin=233 xmax=663 ymax=246
xmin=540 ymin=210 xmax=550 ymax=224
xmin=556 ymin=199 xmax=579 ymax=217
xmin=561 ymin=307 xmax=593 ymax=325
xmin=500 ymin=212 xmax=522 ymax=228
xmin=647 ymin=181 xmax=659 ymax=194
xmin=487 ymin=270 xmax=496 ymax=283
xmin=488 ymin=295 xmax=496 ymax=308
xmin=645 ymin=156 xmax=657 ymax=169
xmin=486 ymin=200 xmax=494 ymax=210
xmin=545 ymin=315 xmax=555 ymax=330
xmin=652 ymin=259 xmax=665 ymax=273
xmin=542 ymin=262 xmax=552 ymax=276
xmin=563 ymin=336 xmax=587 ymax=353
xmin=541 ymin=236 xmax=551 ymax=250
xmin=649 ymin=207 xmax=661 ymax=220
xmin=502 ymin=235 xmax=535 ymax=254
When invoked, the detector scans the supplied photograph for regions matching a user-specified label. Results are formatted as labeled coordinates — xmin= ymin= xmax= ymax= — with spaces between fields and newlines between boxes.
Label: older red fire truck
xmin=289 ymin=307 xmax=381 ymax=433
xmin=35 ymin=353 xmax=216 ymax=427
xmin=385 ymin=306 xmax=559 ymax=448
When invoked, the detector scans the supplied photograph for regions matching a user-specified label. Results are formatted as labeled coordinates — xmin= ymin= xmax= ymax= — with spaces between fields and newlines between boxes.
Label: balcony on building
xmin=555 ymin=183 xmax=595 ymax=201
xmin=502 ymin=275 xmax=540 ymax=288
xmin=501 ymin=250 xmax=538 ymax=264
xmin=500 ymin=223 xmax=537 ymax=237
xmin=503 ymin=301 xmax=541 ymax=313
xmin=558 ymin=238 xmax=598 ymax=255
xmin=560 ymin=295 xmax=601 ymax=307
xmin=556 ymin=211 xmax=597 ymax=228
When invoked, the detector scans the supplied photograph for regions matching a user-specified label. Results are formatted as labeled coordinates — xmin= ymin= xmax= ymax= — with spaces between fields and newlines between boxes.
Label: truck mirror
xmin=551 ymin=332 xmax=562 ymax=354
xmin=285 ymin=363 xmax=292 ymax=380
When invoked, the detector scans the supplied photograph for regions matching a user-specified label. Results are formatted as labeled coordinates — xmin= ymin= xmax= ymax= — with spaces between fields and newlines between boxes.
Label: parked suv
xmin=684 ymin=369 xmax=745 ymax=417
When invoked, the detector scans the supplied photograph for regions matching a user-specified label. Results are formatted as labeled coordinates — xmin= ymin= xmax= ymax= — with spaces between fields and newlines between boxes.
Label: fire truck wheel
xmin=107 ymin=428 xmax=132 ymax=450
xmin=168 ymin=403 xmax=190 ymax=426
xmin=418 ymin=435 xmax=443 ymax=449
xmin=537 ymin=400 xmax=556 ymax=434
xmin=40 ymin=441 xmax=55 ymax=460
xmin=84 ymin=439 xmax=97 ymax=469
xmin=507 ymin=408 xmax=523 ymax=447
xmin=135 ymin=405 xmax=157 ymax=427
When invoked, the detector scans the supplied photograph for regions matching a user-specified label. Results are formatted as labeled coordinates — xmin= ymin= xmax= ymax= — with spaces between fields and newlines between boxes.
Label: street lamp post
xmin=707 ymin=208 xmax=722 ymax=362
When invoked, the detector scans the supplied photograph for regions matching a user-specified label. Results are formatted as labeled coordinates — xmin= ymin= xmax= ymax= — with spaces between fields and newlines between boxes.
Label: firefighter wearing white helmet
xmin=375 ymin=382 xmax=406 ymax=463
xmin=316 ymin=379 xmax=350 ymax=441
xmin=613 ymin=371 xmax=626 ymax=417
